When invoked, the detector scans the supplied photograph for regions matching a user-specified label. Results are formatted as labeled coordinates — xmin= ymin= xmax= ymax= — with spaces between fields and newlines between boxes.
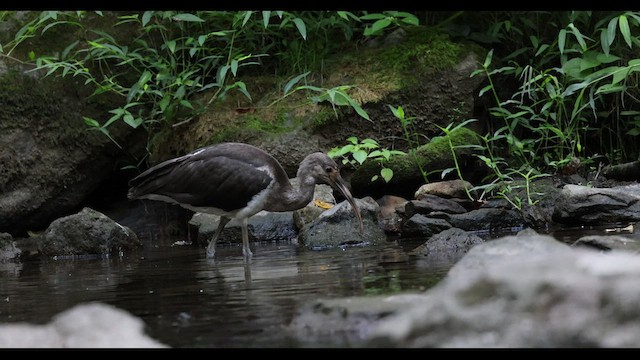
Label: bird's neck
xmin=265 ymin=176 xmax=316 ymax=212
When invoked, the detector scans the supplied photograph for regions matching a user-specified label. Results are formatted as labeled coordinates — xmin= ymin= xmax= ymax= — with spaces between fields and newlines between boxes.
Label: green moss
xmin=377 ymin=29 xmax=463 ymax=78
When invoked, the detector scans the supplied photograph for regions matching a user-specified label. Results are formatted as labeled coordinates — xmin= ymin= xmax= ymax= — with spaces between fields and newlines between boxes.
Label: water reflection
xmin=0 ymin=239 xmax=447 ymax=348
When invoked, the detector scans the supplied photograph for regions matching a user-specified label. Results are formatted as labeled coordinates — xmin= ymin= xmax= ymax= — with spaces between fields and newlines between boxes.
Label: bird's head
xmin=300 ymin=153 xmax=364 ymax=235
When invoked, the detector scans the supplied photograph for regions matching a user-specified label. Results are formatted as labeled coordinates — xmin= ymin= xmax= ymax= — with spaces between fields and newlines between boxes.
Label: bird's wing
xmin=129 ymin=152 xmax=274 ymax=212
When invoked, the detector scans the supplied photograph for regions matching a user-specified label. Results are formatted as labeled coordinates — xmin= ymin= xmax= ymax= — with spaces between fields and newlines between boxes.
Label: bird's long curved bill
xmin=330 ymin=174 xmax=364 ymax=235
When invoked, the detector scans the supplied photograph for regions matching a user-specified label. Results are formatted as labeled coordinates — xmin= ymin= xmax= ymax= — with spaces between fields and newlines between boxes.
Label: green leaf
xmin=369 ymin=18 xmax=392 ymax=34
xmin=534 ymin=44 xmax=549 ymax=57
xmin=172 ymin=13 xmax=204 ymax=22
xmin=337 ymin=11 xmax=360 ymax=21
xmin=292 ymin=18 xmax=307 ymax=40
xmin=123 ymin=113 xmax=142 ymax=128
xmin=142 ymin=11 xmax=153 ymax=26
xmin=231 ymin=59 xmax=238 ymax=76
xmin=619 ymin=15 xmax=633 ymax=48
xmin=83 ymin=116 xmax=100 ymax=128
xmin=441 ymin=168 xmax=455 ymax=179
xmin=262 ymin=11 xmax=270 ymax=28
xmin=359 ymin=13 xmax=386 ymax=20
xmin=242 ymin=11 xmax=253 ymax=27
xmin=596 ymin=83 xmax=626 ymax=94
xmin=166 ymin=40 xmax=176 ymax=53
xmin=483 ymin=49 xmax=494 ymax=69
xmin=607 ymin=17 xmax=618 ymax=46
xmin=353 ymin=150 xmax=367 ymax=164
xmin=478 ymin=84 xmax=493 ymax=97
xmin=347 ymin=98 xmax=371 ymax=121
xmin=380 ymin=168 xmax=393 ymax=183
xmin=159 ymin=96 xmax=170 ymax=112
xmin=558 ymin=29 xmax=567 ymax=55
xmin=601 ymin=29 xmax=610 ymax=55
xmin=368 ymin=150 xmax=383 ymax=158
xmin=180 ymin=99 xmax=194 ymax=109
xmin=568 ymin=23 xmax=588 ymax=52
xmin=283 ymin=71 xmax=310 ymax=94
xmin=400 ymin=15 xmax=419 ymax=26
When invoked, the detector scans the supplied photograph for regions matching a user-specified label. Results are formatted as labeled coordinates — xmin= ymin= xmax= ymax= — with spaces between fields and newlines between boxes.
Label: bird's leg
xmin=241 ymin=218 xmax=253 ymax=258
xmin=206 ymin=216 xmax=230 ymax=258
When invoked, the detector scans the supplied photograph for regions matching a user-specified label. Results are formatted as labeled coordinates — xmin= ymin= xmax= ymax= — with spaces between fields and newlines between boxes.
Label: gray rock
xmin=414 ymin=179 xmax=475 ymax=200
xmin=376 ymin=195 xmax=408 ymax=234
xmin=573 ymin=233 xmax=640 ymax=252
xmin=410 ymin=228 xmax=484 ymax=266
xmin=0 ymin=67 xmax=144 ymax=235
xmin=0 ymin=232 xmax=20 ymax=262
xmin=38 ymin=208 xmax=141 ymax=257
xmin=0 ymin=302 xmax=167 ymax=348
xmin=552 ymin=184 xmax=640 ymax=225
xmin=299 ymin=197 xmax=386 ymax=249
xmin=287 ymin=293 xmax=428 ymax=347
xmin=447 ymin=228 xmax=571 ymax=278
xmin=401 ymin=214 xmax=452 ymax=238
xmin=189 ymin=210 xmax=296 ymax=245
xmin=292 ymin=179 xmax=336 ymax=230
xmin=368 ymin=231 xmax=640 ymax=347
xmin=404 ymin=195 xmax=468 ymax=218
xmin=442 ymin=207 xmax=524 ymax=232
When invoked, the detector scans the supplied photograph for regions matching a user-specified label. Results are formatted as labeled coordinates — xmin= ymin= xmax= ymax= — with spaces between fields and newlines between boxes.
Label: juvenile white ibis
xmin=127 ymin=142 xmax=363 ymax=258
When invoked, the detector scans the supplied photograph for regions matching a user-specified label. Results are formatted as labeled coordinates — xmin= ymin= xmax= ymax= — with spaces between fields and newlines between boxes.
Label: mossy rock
xmin=351 ymin=126 xmax=483 ymax=199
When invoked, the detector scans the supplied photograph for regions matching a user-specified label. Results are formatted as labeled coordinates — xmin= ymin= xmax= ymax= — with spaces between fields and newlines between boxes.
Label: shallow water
xmin=0 ymin=237 xmax=448 ymax=348
xmin=3 ymin=220 xmax=634 ymax=348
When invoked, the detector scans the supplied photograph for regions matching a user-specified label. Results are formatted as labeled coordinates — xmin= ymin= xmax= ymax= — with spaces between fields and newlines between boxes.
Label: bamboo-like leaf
xmin=292 ymin=18 xmax=307 ymax=40
xmin=535 ymin=43 xmax=549 ymax=57
xmin=478 ymin=84 xmax=493 ymax=97
xmin=83 ymin=116 xmax=100 ymax=128
xmin=568 ymin=23 xmax=588 ymax=52
xmin=619 ymin=15 xmax=632 ymax=48
xmin=558 ymin=29 xmax=567 ymax=55
xmin=607 ymin=17 xmax=618 ymax=46
xmin=230 ymin=59 xmax=238 ymax=76
xmin=483 ymin=49 xmax=494 ymax=69
xmin=172 ymin=13 xmax=204 ymax=22
xmin=242 ymin=11 xmax=252 ymax=27
xmin=601 ymin=29 xmax=610 ymax=55
xmin=283 ymin=73 xmax=309 ymax=96
xmin=262 ymin=11 xmax=270 ymax=28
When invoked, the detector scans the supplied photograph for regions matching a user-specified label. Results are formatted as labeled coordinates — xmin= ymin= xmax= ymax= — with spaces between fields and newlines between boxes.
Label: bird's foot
xmin=206 ymin=246 xmax=216 ymax=259
xmin=242 ymin=246 xmax=253 ymax=258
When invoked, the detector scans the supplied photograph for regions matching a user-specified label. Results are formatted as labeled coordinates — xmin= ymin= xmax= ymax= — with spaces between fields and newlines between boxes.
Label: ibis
xmin=127 ymin=142 xmax=363 ymax=258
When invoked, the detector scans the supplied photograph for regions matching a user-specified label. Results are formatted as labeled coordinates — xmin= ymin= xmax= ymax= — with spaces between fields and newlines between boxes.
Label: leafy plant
xmin=328 ymin=136 xmax=405 ymax=183
xmin=270 ymin=70 xmax=371 ymax=121
xmin=387 ymin=104 xmax=429 ymax=182
xmin=359 ymin=11 xmax=419 ymax=37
